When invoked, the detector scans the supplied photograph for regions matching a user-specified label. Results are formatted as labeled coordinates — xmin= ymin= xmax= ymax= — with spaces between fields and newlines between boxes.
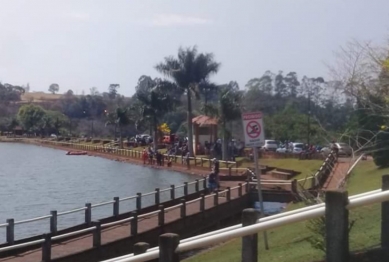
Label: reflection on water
xmin=0 ymin=143 xmax=197 ymax=241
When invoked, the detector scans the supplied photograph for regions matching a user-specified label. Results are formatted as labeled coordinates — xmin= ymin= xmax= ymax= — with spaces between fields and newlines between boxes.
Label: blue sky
xmin=0 ymin=0 xmax=388 ymax=96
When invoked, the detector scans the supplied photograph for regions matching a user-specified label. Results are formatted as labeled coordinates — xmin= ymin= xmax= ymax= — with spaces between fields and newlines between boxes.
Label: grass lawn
xmin=184 ymin=160 xmax=388 ymax=262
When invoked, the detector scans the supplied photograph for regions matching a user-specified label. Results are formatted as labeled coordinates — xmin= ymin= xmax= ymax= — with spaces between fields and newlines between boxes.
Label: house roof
xmin=13 ymin=126 xmax=23 ymax=131
xmin=192 ymin=115 xmax=218 ymax=126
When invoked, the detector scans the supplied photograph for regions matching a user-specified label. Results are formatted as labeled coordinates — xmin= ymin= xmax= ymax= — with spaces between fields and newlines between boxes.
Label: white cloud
xmin=65 ymin=12 xmax=90 ymax=21
xmin=150 ymin=14 xmax=212 ymax=27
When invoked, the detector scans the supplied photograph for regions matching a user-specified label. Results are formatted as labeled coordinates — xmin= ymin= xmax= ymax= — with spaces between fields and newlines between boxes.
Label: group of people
xmin=142 ymin=147 xmax=172 ymax=167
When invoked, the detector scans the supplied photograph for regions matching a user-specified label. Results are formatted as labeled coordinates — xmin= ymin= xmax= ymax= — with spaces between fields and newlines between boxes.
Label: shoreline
xmin=3 ymin=138 xmax=227 ymax=179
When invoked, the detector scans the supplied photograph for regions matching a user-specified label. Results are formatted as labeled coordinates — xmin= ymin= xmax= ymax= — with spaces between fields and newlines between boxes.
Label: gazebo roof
xmin=192 ymin=115 xmax=218 ymax=126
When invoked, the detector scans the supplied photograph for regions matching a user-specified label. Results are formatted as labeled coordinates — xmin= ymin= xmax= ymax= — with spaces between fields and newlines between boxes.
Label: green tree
xmin=134 ymin=75 xmax=180 ymax=151
xmin=105 ymin=107 xmax=131 ymax=148
xmin=49 ymin=83 xmax=59 ymax=94
xmin=108 ymin=84 xmax=120 ymax=99
xmin=203 ymin=82 xmax=242 ymax=160
xmin=155 ymin=46 xmax=220 ymax=156
xmin=17 ymin=104 xmax=46 ymax=132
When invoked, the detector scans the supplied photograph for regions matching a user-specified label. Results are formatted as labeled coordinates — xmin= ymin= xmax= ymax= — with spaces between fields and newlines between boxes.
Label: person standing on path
xmin=212 ymin=158 xmax=220 ymax=189
xmin=186 ymin=151 xmax=190 ymax=169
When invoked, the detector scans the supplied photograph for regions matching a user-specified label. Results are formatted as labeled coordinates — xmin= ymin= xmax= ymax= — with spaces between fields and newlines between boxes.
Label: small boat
xmin=66 ymin=151 xmax=88 ymax=156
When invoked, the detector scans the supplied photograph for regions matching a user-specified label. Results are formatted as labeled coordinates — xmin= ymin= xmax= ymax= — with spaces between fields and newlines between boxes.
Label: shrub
xmin=102 ymin=140 xmax=111 ymax=144
xmin=92 ymin=139 xmax=101 ymax=144
xmin=85 ymin=138 xmax=92 ymax=142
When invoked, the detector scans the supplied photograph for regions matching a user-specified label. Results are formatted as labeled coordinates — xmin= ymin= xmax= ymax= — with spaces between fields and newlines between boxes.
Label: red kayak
xmin=66 ymin=151 xmax=88 ymax=156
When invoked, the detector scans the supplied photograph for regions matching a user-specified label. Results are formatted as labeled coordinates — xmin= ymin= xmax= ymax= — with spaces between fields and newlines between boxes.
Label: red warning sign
xmin=246 ymin=121 xmax=261 ymax=139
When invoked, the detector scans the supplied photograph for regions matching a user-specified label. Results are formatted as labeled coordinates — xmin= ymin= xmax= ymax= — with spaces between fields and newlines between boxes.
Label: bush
xmin=64 ymin=137 xmax=71 ymax=141
xmin=373 ymin=130 xmax=389 ymax=168
xmin=92 ymin=139 xmax=101 ymax=144
xmin=102 ymin=140 xmax=111 ymax=144
xmin=85 ymin=138 xmax=92 ymax=142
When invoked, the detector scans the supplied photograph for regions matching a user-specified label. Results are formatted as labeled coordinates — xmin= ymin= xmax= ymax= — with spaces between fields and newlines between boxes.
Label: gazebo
xmin=192 ymin=115 xmax=218 ymax=155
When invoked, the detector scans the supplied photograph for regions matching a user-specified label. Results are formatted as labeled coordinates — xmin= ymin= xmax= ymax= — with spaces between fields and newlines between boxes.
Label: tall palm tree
xmin=105 ymin=107 xmax=131 ymax=148
xmin=203 ymin=82 xmax=242 ymax=160
xmin=134 ymin=76 xmax=180 ymax=151
xmin=155 ymin=46 xmax=220 ymax=156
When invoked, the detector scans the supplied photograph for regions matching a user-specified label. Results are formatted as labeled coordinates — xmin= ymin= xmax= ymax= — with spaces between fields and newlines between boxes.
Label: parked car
xmin=321 ymin=143 xmax=353 ymax=156
xmin=276 ymin=146 xmax=292 ymax=153
xmin=292 ymin=143 xmax=304 ymax=154
xmin=262 ymin=140 xmax=278 ymax=151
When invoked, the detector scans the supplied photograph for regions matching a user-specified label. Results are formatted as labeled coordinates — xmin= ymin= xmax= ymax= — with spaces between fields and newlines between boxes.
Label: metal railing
xmin=105 ymin=183 xmax=389 ymax=262
xmin=1 ymin=177 xmax=208 ymax=245
xmin=0 ymin=183 xmax=248 ymax=261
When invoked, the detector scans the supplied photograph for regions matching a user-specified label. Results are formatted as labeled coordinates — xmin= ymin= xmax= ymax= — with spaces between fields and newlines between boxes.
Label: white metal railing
xmin=0 ymin=183 xmax=246 ymax=256
xmin=108 ymin=188 xmax=389 ymax=262
xmin=2 ymin=176 xmax=206 ymax=244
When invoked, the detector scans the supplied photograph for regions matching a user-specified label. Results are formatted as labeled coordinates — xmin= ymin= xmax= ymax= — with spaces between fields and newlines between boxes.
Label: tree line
xmin=1 ymin=42 xmax=389 ymax=165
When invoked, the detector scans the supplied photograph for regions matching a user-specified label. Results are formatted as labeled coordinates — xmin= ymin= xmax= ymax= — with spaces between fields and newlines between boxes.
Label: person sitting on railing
xmin=208 ymin=172 xmax=218 ymax=193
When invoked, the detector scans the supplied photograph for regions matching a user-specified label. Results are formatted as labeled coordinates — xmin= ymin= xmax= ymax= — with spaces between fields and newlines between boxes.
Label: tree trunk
xmin=119 ymin=125 xmax=123 ymax=149
xmin=222 ymin=122 xmax=229 ymax=161
xmin=187 ymin=90 xmax=194 ymax=156
xmin=153 ymin=117 xmax=158 ymax=152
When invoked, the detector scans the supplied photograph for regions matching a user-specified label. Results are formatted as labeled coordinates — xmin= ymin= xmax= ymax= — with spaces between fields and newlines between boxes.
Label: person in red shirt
xmin=142 ymin=149 xmax=148 ymax=165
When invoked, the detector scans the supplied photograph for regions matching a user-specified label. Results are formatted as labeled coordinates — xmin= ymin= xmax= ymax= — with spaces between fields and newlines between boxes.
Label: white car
xmin=292 ymin=143 xmax=304 ymax=154
xmin=276 ymin=147 xmax=292 ymax=153
xmin=262 ymin=140 xmax=278 ymax=151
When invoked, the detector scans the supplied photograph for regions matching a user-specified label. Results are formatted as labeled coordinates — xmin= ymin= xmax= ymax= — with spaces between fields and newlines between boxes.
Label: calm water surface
xmin=0 ymin=143 xmax=198 ymax=241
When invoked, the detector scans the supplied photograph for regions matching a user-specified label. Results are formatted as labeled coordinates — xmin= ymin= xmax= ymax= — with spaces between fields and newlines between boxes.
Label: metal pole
xmin=254 ymin=147 xmax=269 ymax=250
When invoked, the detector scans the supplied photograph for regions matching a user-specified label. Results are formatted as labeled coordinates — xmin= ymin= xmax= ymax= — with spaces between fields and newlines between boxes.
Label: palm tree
xmin=105 ymin=107 xmax=131 ymax=149
xmin=134 ymin=76 xmax=180 ymax=151
xmin=155 ymin=46 xmax=220 ymax=156
xmin=203 ymin=82 xmax=242 ymax=160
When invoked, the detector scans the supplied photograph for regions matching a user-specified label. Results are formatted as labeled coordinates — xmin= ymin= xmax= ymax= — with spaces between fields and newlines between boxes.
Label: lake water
xmin=0 ymin=143 xmax=198 ymax=242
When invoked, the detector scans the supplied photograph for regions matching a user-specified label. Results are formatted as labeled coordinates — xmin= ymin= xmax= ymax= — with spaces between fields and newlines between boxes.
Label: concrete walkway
xmin=0 ymin=186 xmax=242 ymax=262
xmin=322 ymin=158 xmax=351 ymax=190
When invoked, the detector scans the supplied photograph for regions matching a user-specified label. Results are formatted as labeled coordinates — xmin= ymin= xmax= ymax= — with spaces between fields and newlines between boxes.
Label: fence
xmin=0 ymin=183 xmax=248 ymax=261
xmin=33 ymin=139 xmax=238 ymax=169
xmin=0 ymin=178 xmax=209 ymax=246
xmin=105 ymin=174 xmax=389 ymax=262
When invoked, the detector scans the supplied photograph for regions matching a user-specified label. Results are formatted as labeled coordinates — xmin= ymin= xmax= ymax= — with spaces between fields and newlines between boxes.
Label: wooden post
xmin=201 ymin=157 xmax=204 ymax=167
xmin=159 ymin=233 xmax=180 ymax=262
xmin=180 ymin=199 xmax=186 ymax=218
xmin=113 ymin=197 xmax=120 ymax=217
xmin=229 ymin=167 xmax=232 ymax=177
xmin=41 ymin=233 xmax=51 ymax=262
xmin=381 ymin=175 xmax=389 ymax=253
xmin=245 ymin=180 xmax=250 ymax=193
xmin=6 ymin=218 xmax=14 ymax=244
xmin=136 ymin=193 xmax=142 ymax=210
xmin=92 ymin=221 xmax=101 ymax=247
xmin=195 ymin=179 xmax=200 ymax=192
xmin=325 ymin=190 xmax=349 ymax=262
xmin=158 ymin=205 xmax=165 ymax=226
xmin=155 ymin=188 xmax=160 ymax=205
xmin=214 ymin=191 xmax=219 ymax=206
xmin=184 ymin=182 xmax=188 ymax=196
xmin=291 ymin=179 xmax=297 ymax=194
xmin=131 ymin=212 xmax=138 ymax=236
xmin=241 ymin=209 xmax=259 ymax=262
xmin=134 ymin=242 xmax=150 ymax=255
xmin=170 ymin=185 xmax=175 ymax=200
xmin=238 ymin=183 xmax=243 ymax=197
xmin=203 ymin=178 xmax=207 ymax=190
xmin=226 ymin=187 xmax=231 ymax=201
xmin=200 ymin=194 xmax=205 ymax=212
xmin=85 ymin=203 xmax=92 ymax=226
xmin=50 ymin=210 xmax=57 ymax=234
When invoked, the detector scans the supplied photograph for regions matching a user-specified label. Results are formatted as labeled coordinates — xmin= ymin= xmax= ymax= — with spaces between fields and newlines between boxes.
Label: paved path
xmin=323 ymin=159 xmax=351 ymax=190
xmin=0 ymin=186 xmax=242 ymax=262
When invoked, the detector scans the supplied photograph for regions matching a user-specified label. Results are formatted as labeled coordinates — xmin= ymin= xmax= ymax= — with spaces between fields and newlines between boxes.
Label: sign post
xmin=242 ymin=112 xmax=269 ymax=250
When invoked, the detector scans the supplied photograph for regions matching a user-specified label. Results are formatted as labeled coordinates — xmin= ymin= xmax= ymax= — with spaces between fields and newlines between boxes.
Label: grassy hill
xmin=184 ymin=160 xmax=385 ymax=262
